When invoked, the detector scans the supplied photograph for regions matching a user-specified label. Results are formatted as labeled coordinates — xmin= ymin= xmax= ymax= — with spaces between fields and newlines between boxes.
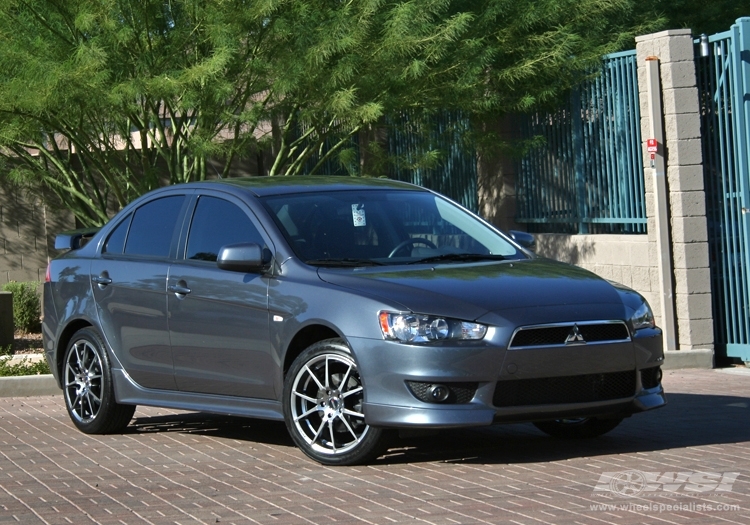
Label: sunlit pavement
xmin=1 ymin=368 xmax=748 ymax=524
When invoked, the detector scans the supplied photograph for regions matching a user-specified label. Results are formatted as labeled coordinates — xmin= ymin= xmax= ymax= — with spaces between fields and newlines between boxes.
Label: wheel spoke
xmin=337 ymin=413 xmax=360 ymax=442
xmin=342 ymin=408 xmax=364 ymax=419
xmin=328 ymin=420 xmax=336 ymax=452
xmin=85 ymin=392 xmax=96 ymax=415
xmin=304 ymin=365 xmax=325 ymax=390
xmin=88 ymin=390 xmax=101 ymax=406
xmin=324 ymin=356 xmax=329 ymax=388
xmin=75 ymin=344 xmax=85 ymax=369
xmin=341 ymin=386 xmax=363 ymax=398
xmin=72 ymin=392 xmax=83 ymax=410
xmin=65 ymin=363 xmax=78 ymax=380
xmin=338 ymin=364 xmax=352 ymax=391
xmin=294 ymin=405 xmax=320 ymax=422
xmin=293 ymin=391 xmax=318 ymax=404
xmin=312 ymin=419 xmax=326 ymax=444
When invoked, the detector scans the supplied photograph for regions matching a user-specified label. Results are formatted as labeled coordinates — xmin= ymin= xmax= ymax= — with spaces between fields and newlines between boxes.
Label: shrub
xmin=2 ymin=281 xmax=41 ymax=333
xmin=0 ymin=355 xmax=50 ymax=376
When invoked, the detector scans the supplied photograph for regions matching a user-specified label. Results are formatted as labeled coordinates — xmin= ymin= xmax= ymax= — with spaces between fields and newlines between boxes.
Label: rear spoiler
xmin=54 ymin=227 xmax=101 ymax=251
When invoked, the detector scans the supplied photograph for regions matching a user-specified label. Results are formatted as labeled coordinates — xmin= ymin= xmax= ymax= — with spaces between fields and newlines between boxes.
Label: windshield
xmin=261 ymin=189 xmax=524 ymax=265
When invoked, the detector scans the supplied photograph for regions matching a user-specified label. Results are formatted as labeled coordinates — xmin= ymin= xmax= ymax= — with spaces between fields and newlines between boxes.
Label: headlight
xmin=379 ymin=311 xmax=487 ymax=343
xmin=630 ymin=301 xmax=655 ymax=330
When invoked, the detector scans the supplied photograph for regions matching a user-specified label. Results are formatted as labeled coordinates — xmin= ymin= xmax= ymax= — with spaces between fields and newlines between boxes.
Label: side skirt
xmin=111 ymin=368 xmax=284 ymax=421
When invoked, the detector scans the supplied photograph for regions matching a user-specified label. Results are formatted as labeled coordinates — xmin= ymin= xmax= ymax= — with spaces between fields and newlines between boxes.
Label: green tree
xmin=652 ymin=0 xmax=748 ymax=36
xmin=0 ymin=0 xmax=659 ymax=226
xmin=0 ymin=0 xmax=283 ymax=225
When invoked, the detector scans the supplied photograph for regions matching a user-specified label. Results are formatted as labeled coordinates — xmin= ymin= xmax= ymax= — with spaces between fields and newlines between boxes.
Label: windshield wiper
xmin=408 ymin=253 xmax=506 ymax=265
xmin=305 ymin=258 xmax=385 ymax=267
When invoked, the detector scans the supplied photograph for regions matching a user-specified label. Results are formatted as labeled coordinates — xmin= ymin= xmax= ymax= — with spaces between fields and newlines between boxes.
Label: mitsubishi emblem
xmin=565 ymin=324 xmax=586 ymax=345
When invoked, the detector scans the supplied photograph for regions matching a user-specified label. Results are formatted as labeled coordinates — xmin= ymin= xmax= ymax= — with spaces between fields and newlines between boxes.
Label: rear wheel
xmin=283 ymin=339 xmax=390 ymax=465
xmin=533 ymin=417 xmax=623 ymax=439
xmin=63 ymin=328 xmax=135 ymax=434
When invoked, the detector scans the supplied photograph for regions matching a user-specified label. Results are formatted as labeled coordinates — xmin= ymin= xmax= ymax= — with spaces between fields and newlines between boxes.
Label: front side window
xmin=262 ymin=190 xmax=523 ymax=265
xmin=124 ymin=196 xmax=186 ymax=257
xmin=185 ymin=196 xmax=264 ymax=262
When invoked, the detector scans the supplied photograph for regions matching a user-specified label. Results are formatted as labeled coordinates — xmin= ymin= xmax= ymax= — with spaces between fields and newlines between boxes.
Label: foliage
xmin=0 ymin=355 xmax=51 ymax=376
xmin=1 ymin=281 xmax=41 ymax=333
xmin=0 ymin=0 xmax=663 ymax=225
xmin=652 ymin=0 xmax=748 ymax=36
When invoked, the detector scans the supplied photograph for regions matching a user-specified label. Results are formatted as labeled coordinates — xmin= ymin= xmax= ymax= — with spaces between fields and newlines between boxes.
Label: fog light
xmin=428 ymin=384 xmax=450 ymax=403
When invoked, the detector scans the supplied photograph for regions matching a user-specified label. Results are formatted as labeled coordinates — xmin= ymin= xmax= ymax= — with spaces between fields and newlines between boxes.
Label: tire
xmin=533 ymin=417 xmax=623 ymax=439
xmin=62 ymin=328 xmax=135 ymax=434
xmin=283 ymin=339 xmax=390 ymax=465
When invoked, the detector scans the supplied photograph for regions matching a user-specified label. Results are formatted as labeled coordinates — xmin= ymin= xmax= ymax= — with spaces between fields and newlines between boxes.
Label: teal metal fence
xmin=295 ymin=111 xmax=478 ymax=212
xmin=516 ymin=50 xmax=646 ymax=234
xmin=697 ymin=17 xmax=750 ymax=363
xmin=388 ymin=111 xmax=477 ymax=212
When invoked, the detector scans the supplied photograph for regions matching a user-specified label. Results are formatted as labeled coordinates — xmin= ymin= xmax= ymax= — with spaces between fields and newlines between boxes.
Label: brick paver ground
xmin=0 ymin=368 xmax=748 ymax=524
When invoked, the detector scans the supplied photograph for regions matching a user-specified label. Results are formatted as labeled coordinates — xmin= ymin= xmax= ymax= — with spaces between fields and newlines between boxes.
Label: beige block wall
xmin=636 ymin=29 xmax=713 ymax=351
xmin=0 ymin=180 xmax=74 ymax=284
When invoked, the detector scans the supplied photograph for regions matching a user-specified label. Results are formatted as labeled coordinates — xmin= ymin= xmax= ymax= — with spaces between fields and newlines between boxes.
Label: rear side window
xmin=102 ymin=214 xmax=131 ymax=254
xmin=124 ymin=196 xmax=185 ymax=257
xmin=186 ymin=196 xmax=264 ymax=261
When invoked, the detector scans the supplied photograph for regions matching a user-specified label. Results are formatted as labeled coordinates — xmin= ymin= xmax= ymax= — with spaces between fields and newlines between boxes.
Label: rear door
xmin=92 ymin=193 xmax=189 ymax=390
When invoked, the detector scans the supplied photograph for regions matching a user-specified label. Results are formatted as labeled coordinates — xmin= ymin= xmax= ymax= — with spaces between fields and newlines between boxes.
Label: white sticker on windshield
xmin=351 ymin=204 xmax=366 ymax=227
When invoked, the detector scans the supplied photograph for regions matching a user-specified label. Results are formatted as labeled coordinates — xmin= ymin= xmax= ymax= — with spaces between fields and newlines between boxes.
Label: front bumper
xmin=350 ymin=327 xmax=665 ymax=429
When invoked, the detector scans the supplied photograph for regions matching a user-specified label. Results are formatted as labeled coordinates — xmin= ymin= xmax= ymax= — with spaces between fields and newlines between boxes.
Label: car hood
xmin=317 ymin=258 xmax=626 ymax=322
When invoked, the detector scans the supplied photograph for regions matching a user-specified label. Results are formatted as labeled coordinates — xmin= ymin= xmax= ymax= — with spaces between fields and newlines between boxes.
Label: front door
xmin=168 ymin=194 xmax=274 ymax=398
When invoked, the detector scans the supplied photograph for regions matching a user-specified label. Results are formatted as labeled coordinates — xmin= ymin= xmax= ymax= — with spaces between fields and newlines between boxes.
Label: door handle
xmin=168 ymin=283 xmax=191 ymax=295
xmin=92 ymin=274 xmax=112 ymax=288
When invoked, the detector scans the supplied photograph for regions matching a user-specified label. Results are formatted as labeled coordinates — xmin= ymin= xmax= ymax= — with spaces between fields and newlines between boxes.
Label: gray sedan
xmin=42 ymin=176 xmax=665 ymax=465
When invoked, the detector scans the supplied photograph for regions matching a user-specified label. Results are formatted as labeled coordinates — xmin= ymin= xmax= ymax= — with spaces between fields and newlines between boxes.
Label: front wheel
xmin=533 ymin=417 xmax=623 ymax=439
xmin=283 ymin=339 xmax=390 ymax=465
xmin=63 ymin=328 xmax=135 ymax=434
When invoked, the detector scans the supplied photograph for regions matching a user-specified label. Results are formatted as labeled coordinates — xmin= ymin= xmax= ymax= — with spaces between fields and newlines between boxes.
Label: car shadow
xmin=128 ymin=412 xmax=295 ymax=448
xmin=379 ymin=392 xmax=750 ymax=465
xmin=124 ymin=392 xmax=750 ymax=465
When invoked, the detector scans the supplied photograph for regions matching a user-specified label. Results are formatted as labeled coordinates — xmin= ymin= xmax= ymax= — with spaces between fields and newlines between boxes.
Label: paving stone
xmin=0 ymin=370 xmax=748 ymax=524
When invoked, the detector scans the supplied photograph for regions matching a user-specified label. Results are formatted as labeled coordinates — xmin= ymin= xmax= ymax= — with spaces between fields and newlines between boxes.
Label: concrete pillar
xmin=636 ymin=30 xmax=714 ymax=356
xmin=0 ymin=291 xmax=12 ymax=349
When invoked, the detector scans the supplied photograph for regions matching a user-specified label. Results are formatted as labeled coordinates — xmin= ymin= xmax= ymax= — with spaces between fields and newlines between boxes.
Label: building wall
xmin=0 ymin=180 xmax=74 ymax=284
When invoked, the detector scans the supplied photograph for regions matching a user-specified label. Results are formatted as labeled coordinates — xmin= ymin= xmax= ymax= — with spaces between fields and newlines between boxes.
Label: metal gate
xmin=515 ymin=50 xmax=646 ymax=234
xmin=697 ymin=17 xmax=750 ymax=363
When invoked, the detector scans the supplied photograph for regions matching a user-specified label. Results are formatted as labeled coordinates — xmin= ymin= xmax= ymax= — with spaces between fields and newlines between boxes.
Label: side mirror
xmin=509 ymin=230 xmax=536 ymax=251
xmin=217 ymin=243 xmax=272 ymax=273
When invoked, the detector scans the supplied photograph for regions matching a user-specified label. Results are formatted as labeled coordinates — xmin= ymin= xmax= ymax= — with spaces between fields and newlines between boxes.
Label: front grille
xmin=641 ymin=366 xmax=662 ymax=389
xmin=406 ymin=381 xmax=477 ymax=404
xmin=509 ymin=322 xmax=630 ymax=348
xmin=492 ymin=370 xmax=636 ymax=407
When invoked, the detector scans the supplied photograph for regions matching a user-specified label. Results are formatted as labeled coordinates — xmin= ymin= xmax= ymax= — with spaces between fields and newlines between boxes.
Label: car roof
xmin=186 ymin=176 xmax=426 ymax=197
